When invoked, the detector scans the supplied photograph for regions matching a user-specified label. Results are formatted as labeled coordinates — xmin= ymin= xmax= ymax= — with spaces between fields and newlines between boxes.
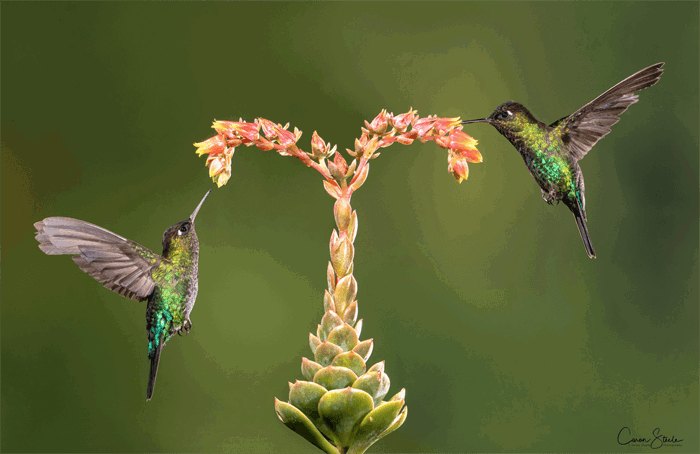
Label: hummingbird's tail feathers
xmin=34 ymin=217 xmax=158 ymax=301
xmin=147 ymin=335 xmax=164 ymax=401
xmin=573 ymin=210 xmax=596 ymax=259
xmin=564 ymin=197 xmax=596 ymax=258
xmin=552 ymin=62 xmax=664 ymax=161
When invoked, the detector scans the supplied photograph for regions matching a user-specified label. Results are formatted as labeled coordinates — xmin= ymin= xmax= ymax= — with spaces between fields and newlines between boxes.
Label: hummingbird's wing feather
xmin=34 ymin=217 xmax=161 ymax=302
xmin=550 ymin=62 xmax=664 ymax=160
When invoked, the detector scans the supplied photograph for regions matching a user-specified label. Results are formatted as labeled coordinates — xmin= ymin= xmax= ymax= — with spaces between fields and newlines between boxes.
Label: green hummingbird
xmin=462 ymin=63 xmax=664 ymax=258
xmin=34 ymin=190 xmax=211 ymax=400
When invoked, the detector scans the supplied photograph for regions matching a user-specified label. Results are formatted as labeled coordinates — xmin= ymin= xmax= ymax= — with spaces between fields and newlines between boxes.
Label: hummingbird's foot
xmin=541 ymin=191 xmax=559 ymax=206
xmin=182 ymin=318 xmax=192 ymax=335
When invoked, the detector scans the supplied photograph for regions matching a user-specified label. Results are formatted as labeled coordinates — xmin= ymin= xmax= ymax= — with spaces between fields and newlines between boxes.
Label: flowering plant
xmin=195 ymin=109 xmax=481 ymax=453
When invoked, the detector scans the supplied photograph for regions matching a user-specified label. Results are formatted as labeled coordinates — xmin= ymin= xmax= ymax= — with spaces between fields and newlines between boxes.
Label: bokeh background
xmin=2 ymin=2 xmax=698 ymax=453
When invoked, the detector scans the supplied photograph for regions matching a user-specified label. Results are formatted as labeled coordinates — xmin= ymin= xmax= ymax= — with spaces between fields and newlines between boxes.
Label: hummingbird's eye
xmin=497 ymin=111 xmax=511 ymax=120
xmin=178 ymin=225 xmax=189 ymax=235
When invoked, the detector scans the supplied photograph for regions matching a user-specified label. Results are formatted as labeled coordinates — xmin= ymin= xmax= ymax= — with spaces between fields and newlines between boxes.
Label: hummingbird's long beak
xmin=461 ymin=118 xmax=490 ymax=125
xmin=190 ymin=190 xmax=211 ymax=222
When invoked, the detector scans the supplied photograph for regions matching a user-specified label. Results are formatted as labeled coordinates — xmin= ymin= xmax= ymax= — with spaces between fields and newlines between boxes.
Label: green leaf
xmin=301 ymin=357 xmax=323 ymax=382
xmin=274 ymin=399 xmax=340 ymax=454
xmin=289 ymin=380 xmax=327 ymax=421
xmin=327 ymin=323 xmax=359 ymax=352
xmin=334 ymin=274 xmax=357 ymax=310
xmin=313 ymin=366 xmax=357 ymax=391
xmin=320 ymin=311 xmax=344 ymax=341
xmin=346 ymin=400 xmax=407 ymax=454
xmin=310 ymin=333 xmax=322 ymax=354
xmin=315 ymin=342 xmax=344 ymax=367
xmin=318 ymin=388 xmax=374 ymax=447
xmin=342 ymin=300 xmax=358 ymax=325
xmin=331 ymin=351 xmax=366 ymax=377
xmin=352 ymin=339 xmax=373 ymax=362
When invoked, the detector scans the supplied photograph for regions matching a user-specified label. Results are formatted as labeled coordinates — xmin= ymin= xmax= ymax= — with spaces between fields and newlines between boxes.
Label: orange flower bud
xmin=365 ymin=109 xmax=389 ymax=135
xmin=311 ymin=131 xmax=329 ymax=158
xmin=391 ymin=109 xmax=416 ymax=131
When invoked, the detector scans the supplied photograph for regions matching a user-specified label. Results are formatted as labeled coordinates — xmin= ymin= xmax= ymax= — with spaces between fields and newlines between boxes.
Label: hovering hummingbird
xmin=462 ymin=63 xmax=664 ymax=258
xmin=34 ymin=190 xmax=211 ymax=400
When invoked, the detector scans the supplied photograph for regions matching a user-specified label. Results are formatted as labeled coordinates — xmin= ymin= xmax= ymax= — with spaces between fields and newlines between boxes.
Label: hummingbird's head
xmin=161 ymin=190 xmax=211 ymax=256
xmin=462 ymin=101 xmax=538 ymax=138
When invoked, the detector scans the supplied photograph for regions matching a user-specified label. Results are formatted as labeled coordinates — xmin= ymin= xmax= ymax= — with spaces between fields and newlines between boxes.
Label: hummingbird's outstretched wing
xmin=34 ymin=217 xmax=161 ymax=302
xmin=550 ymin=62 xmax=664 ymax=160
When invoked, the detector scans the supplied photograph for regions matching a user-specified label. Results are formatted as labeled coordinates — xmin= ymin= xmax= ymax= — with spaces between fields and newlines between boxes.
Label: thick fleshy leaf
xmin=318 ymin=388 xmax=375 ymax=447
xmin=355 ymin=319 xmax=363 ymax=338
xmin=331 ymin=236 xmax=353 ymax=278
xmin=342 ymin=300 xmax=358 ymax=325
xmin=274 ymin=399 xmax=340 ymax=454
xmin=320 ymin=311 xmax=344 ymax=341
xmin=334 ymin=274 xmax=357 ymax=313
xmin=287 ymin=382 xmax=339 ymax=445
xmin=302 ymin=357 xmax=323 ymax=381
xmin=352 ymin=339 xmax=373 ymax=362
xmin=315 ymin=342 xmax=345 ymax=367
xmin=289 ymin=380 xmax=327 ymax=419
xmin=314 ymin=366 xmax=357 ymax=391
xmin=367 ymin=361 xmax=384 ymax=374
xmin=310 ymin=333 xmax=322 ymax=354
xmin=331 ymin=351 xmax=366 ymax=377
xmin=352 ymin=370 xmax=390 ymax=407
xmin=348 ymin=210 xmax=358 ymax=244
xmin=324 ymin=289 xmax=336 ymax=313
xmin=388 ymin=388 xmax=405 ymax=402
xmin=349 ymin=162 xmax=369 ymax=192
xmin=327 ymin=324 xmax=359 ymax=352
xmin=333 ymin=198 xmax=352 ymax=232
xmin=329 ymin=229 xmax=340 ymax=254
xmin=326 ymin=264 xmax=336 ymax=294
xmin=346 ymin=400 xmax=407 ymax=454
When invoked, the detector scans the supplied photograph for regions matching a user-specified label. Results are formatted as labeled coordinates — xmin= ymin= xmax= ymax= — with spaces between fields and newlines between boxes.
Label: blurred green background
xmin=2 ymin=2 xmax=698 ymax=453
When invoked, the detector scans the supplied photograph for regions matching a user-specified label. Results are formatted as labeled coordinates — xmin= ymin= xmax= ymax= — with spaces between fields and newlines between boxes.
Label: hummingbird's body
xmin=462 ymin=63 xmax=665 ymax=258
xmin=34 ymin=190 xmax=211 ymax=400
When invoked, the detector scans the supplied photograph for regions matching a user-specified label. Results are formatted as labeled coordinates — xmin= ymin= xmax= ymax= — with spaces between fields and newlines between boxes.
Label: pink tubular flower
xmin=214 ymin=120 xmax=260 ymax=141
xmin=255 ymin=137 xmax=276 ymax=151
xmin=434 ymin=135 xmax=451 ymax=149
xmin=449 ymin=130 xmax=482 ymax=163
xmin=258 ymin=118 xmax=278 ymax=139
xmin=193 ymin=134 xmax=227 ymax=156
xmin=411 ymin=116 xmax=437 ymax=138
xmin=433 ymin=117 xmax=462 ymax=135
xmin=275 ymin=126 xmax=298 ymax=149
xmin=205 ymin=146 xmax=234 ymax=188
xmin=447 ymin=150 xmax=469 ymax=183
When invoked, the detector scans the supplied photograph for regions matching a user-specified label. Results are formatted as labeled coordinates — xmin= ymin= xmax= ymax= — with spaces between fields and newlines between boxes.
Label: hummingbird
xmin=462 ymin=62 xmax=664 ymax=258
xmin=34 ymin=190 xmax=211 ymax=400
